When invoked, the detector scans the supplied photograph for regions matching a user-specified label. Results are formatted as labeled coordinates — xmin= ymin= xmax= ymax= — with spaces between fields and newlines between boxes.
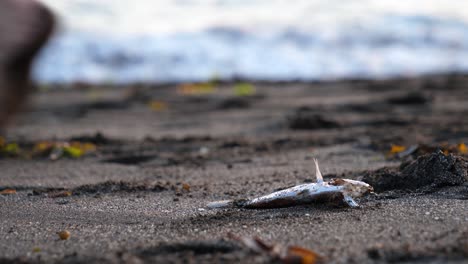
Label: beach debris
xmin=207 ymin=159 xmax=373 ymax=209
xmin=198 ymin=146 xmax=210 ymax=156
xmin=389 ymin=144 xmax=406 ymax=155
xmin=34 ymin=141 xmax=96 ymax=160
xmin=386 ymin=144 xmax=418 ymax=159
xmin=363 ymin=151 xmax=468 ymax=192
xmin=394 ymin=145 xmax=419 ymax=159
xmin=233 ymin=82 xmax=256 ymax=96
xmin=32 ymin=247 xmax=41 ymax=253
xmin=459 ymin=143 xmax=467 ymax=154
xmin=148 ymin=100 xmax=168 ymax=111
xmin=182 ymin=183 xmax=191 ymax=192
xmin=229 ymin=233 xmax=324 ymax=264
xmin=385 ymin=143 xmax=468 ymax=159
xmin=57 ymin=230 xmax=71 ymax=240
xmin=2 ymin=135 xmax=108 ymax=160
xmin=0 ymin=141 xmax=20 ymax=157
xmin=0 ymin=189 xmax=16 ymax=195
xmin=177 ymin=82 xmax=216 ymax=96
xmin=47 ymin=190 xmax=72 ymax=198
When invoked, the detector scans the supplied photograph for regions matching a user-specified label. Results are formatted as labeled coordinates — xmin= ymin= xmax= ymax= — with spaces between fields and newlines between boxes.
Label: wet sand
xmin=1 ymin=74 xmax=468 ymax=263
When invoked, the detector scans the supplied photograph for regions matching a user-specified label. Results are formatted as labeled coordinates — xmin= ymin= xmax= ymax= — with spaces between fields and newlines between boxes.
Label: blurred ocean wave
xmin=34 ymin=0 xmax=468 ymax=83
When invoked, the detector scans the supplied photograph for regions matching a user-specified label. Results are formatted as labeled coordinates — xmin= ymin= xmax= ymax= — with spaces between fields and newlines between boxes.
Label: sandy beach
xmin=1 ymin=74 xmax=467 ymax=263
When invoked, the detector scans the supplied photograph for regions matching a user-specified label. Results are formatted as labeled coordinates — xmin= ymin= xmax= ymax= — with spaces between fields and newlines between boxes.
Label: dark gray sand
xmin=1 ymin=75 xmax=468 ymax=263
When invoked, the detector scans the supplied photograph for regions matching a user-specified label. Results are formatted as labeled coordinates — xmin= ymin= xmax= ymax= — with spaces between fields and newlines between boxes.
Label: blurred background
xmin=35 ymin=0 xmax=468 ymax=84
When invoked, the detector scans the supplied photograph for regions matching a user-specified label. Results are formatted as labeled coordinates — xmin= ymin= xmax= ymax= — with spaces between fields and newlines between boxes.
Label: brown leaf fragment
xmin=0 ymin=189 xmax=16 ymax=195
xmin=48 ymin=191 xmax=72 ymax=198
xmin=182 ymin=183 xmax=191 ymax=192
xmin=228 ymin=233 xmax=324 ymax=264
xmin=459 ymin=143 xmax=467 ymax=154
xmin=285 ymin=246 xmax=324 ymax=264
xmin=57 ymin=230 xmax=70 ymax=240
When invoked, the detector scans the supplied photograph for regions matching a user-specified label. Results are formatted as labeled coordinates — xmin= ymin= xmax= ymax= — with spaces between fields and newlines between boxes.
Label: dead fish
xmin=207 ymin=158 xmax=373 ymax=209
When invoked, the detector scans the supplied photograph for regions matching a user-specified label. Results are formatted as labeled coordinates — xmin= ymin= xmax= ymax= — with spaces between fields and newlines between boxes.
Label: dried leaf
xmin=229 ymin=234 xmax=271 ymax=254
xmin=3 ymin=140 xmax=96 ymax=159
xmin=60 ymin=142 xmax=96 ymax=159
xmin=32 ymin=247 xmax=41 ymax=253
xmin=0 ymin=136 xmax=5 ymax=147
xmin=458 ymin=143 xmax=467 ymax=154
xmin=0 ymin=189 xmax=16 ymax=195
xmin=395 ymin=145 xmax=418 ymax=158
xmin=234 ymin=83 xmax=256 ymax=96
xmin=389 ymin=144 xmax=406 ymax=154
xmin=177 ymin=83 xmax=216 ymax=95
xmin=1 ymin=142 xmax=20 ymax=156
xmin=182 ymin=183 xmax=191 ymax=191
xmin=48 ymin=191 xmax=72 ymax=198
xmin=63 ymin=146 xmax=84 ymax=158
xmin=33 ymin=141 xmax=54 ymax=154
xmin=70 ymin=142 xmax=96 ymax=153
xmin=148 ymin=100 xmax=168 ymax=111
xmin=229 ymin=233 xmax=323 ymax=264
xmin=57 ymin=230 xmax=71 ymax=240
xmin=286 ymin=246 xmax=323 ymax=264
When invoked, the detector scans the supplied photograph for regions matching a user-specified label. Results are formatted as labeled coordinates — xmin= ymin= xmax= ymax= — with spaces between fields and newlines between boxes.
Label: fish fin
xmin=343 ymin=195 xmax=359 ymax=207
xmin=313 ymin=158 xmax=324 ymax=184
xmin=207 ymin=200 xmax=234 ymax=209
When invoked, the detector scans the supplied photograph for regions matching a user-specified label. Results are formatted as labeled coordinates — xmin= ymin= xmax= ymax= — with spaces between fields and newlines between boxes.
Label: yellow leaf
xmin=5 ymin=143 xmax=19 ymax=152
xmin=390 ymin=144 xmax=406 ymax=154
xmin=32 ymin=247 xmax=41 ymax=253
xmin=458 ymin=143 xmax=467 ymax=154
xmin=148 ymin=100 xmax=168 ymax=111
xmin=34 ymin=141 xmax=54 ymax=153
xmin=234 ymin=83 xmax=256 ymax=96
xmin=1 ymin=143 xmax=20 ymax=156
xmin=70 ymin=142 xmax=96 ymax=153
xmin=63 ymin=146 xmax=84 ymax=158
xmin=82 ymin=142 xmax=97 ymax=152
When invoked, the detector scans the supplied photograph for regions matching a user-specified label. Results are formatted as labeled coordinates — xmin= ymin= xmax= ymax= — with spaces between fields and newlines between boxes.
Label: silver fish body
xmin=207 ymin=159 xmax=373 ymax=209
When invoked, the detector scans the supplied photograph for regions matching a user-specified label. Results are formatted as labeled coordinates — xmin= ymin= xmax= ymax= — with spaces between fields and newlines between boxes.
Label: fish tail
xmin=206 ymin=200 xmax=235 ymax=209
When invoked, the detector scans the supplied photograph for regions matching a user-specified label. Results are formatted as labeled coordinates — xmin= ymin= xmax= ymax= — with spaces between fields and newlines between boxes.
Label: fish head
xmin=330 ymin=178 xmax=373 ymax=198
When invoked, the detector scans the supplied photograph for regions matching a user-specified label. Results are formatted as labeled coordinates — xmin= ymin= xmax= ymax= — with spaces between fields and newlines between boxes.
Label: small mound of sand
xmin=363 ymin=151 xmax=468 ymax=192
xmin=288 ymin=107 xmax=341 ymax=130
xmin=386 ymin=91 xmax=431 ymax=105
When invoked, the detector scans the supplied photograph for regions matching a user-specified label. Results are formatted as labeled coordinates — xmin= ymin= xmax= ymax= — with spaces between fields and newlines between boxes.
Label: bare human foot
xmin=0 ymin=0 xmax=54 ymax=131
